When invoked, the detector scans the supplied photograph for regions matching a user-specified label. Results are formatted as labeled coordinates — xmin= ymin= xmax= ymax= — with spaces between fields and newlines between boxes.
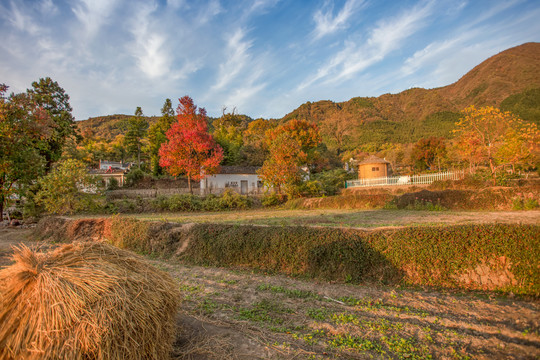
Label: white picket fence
xmin=346 ymin=170 xmax=465 ymax=188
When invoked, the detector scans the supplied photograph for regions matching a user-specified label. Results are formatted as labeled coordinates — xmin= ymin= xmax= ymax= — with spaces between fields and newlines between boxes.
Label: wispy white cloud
xmin=72 ymin=0 xmax=120 ymax=38
xmin=245 ymin=0 xmax=280 ymax=16
xmin=0 ymin=0 xmax=536 ymax=121
xmin=299 ymin=0 xmax=434 ymax=89
xmin=313 ymin=0 xmax=363 ymax=39
xmin=167 ymin=0 xmax=187 ymax=10
xmin=400 ymin=3 xmax=540 ymax=89
xmin=129 ymin=2 xmax=172 ymax=78
xmin=197 ymin=0 xmax=223 ymax=24
xmin=223 ymin=80 xmax=267 ymax=112
xmin=468 ymin=0 xmax=524 ymax=26
xmin=212 ymin=28 xmax=253 ymax=90
xmin=4 ymin=1 xmax=42 ymax=35
xmin=39 ymin=0 xmax=58 ymax=15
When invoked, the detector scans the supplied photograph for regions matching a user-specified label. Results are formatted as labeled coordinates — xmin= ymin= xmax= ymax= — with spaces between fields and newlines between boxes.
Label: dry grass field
xmin=126 ymin=208 xmax=540 ymax=229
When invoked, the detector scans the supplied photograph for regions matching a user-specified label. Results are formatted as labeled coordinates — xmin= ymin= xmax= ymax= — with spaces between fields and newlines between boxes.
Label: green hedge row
xmin=35 ymin=217 xmax=540 ymax=296
xmin=180 ymin=223 xmax=539 ymax=295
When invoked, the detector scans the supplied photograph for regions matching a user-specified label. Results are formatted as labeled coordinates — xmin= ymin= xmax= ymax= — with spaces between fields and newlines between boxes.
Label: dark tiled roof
xmin=358 ymin=155 xmax=390 ymax=165
xmin=89 ymin=169 xmax=126 ymax=175
xmin=217 ymin=166 xmax=260 ymax=174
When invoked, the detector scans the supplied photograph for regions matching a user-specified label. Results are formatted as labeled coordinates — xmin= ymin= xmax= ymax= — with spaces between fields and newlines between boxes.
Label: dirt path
xmin=1 ymin=228 xmax=539 ymax=359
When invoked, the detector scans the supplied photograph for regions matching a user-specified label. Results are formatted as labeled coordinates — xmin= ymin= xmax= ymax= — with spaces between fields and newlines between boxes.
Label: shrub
xmin=151 ymin=195 xmax=169 ymax=211
xmin=262 ymin=193 xmax=287 ymax=207
xmin=513 ymin=197 xmax=540 ymax=210
xmin=404 ymin=199 xmax=446 ymax=211
xmin=125 ymin=167 xmax=145 ymax=187
xmin=22 ymin=187 xmax=44 ymax=219
xmin=35 ymin=159 xmax=103 ymax=215
xmin=201 ymin=194 xmax=222 ymax=212
xmin=218 ymin=189 xmax=251 ymax=210
xmin=107 ymin=177 xmax=119 ymax=190
xmin=299 ymin=180 xmax=324 ymax=197
xmin=167 ymin=194 xmax=202 ymax=212
xmin=524 ymin=198 xmax=540 ymax=210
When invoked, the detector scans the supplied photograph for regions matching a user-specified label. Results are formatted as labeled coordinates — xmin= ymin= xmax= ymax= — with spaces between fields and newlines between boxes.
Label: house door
xmin=240 ymin=180 xmax=248 ymax=195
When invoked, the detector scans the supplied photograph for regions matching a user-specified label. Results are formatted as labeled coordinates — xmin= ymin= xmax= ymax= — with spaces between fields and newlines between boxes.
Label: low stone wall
xmin=106 ymin=188 xmax=192 ymax=199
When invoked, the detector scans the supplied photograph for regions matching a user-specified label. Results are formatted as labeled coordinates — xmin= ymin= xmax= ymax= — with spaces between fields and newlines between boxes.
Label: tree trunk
xmin=188 ymin=177 xmax=192 ymax=194
xmin=489 ymin=157 xmax=497 ymax=185
xmin=0 ymin=194 xmax=4 ymax=222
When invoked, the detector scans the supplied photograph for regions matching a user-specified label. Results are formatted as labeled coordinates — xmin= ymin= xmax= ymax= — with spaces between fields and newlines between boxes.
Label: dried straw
xmin=0 ymin=241 xmax=180 ymax=360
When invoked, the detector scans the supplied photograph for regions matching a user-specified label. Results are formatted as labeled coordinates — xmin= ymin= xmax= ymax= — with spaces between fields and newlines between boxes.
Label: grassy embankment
xmin=36 ymin=216 xmax=540 ymax=296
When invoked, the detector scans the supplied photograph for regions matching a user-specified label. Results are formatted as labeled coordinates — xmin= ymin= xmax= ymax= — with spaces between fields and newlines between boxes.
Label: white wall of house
xmin=200 ymin=174 xmax=263 ymax=195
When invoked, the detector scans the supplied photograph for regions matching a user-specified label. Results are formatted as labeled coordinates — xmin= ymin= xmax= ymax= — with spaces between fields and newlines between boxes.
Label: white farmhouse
xmin=200 ymin=166 xmax=264 ymax=195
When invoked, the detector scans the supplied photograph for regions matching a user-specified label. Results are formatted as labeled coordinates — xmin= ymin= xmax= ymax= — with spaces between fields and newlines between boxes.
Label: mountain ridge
xmin=77 ymin=42 xmax=540 ymax=148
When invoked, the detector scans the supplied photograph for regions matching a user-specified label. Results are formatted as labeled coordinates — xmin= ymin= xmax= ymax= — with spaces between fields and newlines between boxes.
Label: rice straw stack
xmin=0 ymin=241 xmax=180 ymax=360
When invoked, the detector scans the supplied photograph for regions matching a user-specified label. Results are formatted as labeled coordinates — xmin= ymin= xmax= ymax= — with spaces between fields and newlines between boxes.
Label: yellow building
xmin=358 ymin=155 xmax=391 ymax=179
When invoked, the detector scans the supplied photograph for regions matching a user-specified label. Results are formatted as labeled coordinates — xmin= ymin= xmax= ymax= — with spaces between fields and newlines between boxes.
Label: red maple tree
xmin=159 ymin=96 xmax=223 ymax=193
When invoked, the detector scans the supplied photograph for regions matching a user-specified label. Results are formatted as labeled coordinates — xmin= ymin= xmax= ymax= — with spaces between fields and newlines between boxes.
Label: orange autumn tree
xmin=258 ymin=119 xmax=321 ymax=195
xmin=453 ymin=106 xmax=539 ymax=183
xmin=265 ymin=119 xmax=321 ymax=154
xmin=159 ymin=96 xmax=223 ymax=193
xmin=258 ymin=133 xmax=307 ymax=195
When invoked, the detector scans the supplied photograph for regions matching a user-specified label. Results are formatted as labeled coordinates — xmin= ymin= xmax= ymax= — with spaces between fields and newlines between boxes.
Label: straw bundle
xmin=0 ymin=241 xmax=180 ymax=360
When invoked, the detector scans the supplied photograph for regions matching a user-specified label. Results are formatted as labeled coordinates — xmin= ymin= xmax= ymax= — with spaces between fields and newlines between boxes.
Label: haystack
xmin=0 ymin=241 xmax=180 ymax=360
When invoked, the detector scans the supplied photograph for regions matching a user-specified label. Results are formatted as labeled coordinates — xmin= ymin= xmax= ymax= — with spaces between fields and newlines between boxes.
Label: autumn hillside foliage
xmin=73 ymin=43 xmax=540 ymax=175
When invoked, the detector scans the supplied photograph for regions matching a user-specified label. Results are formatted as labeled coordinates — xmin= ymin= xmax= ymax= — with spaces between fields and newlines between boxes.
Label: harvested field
xmin=89 ymin=209 xmax=540 ymax=228
xmin=1 ymin=226 xmax=539 ymax=359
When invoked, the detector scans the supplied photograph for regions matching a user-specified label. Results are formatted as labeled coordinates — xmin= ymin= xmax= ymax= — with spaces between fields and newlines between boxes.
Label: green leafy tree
xmin=123 ymin=107 xmax=149 ymax=166
xmin=27 ymin=77 xmax=78 ymax=168
xmin=35 ymin=159 xmax=101 ymax=215
xmin=500 ymin=88 xmax=540 ymax=126
xmin=240 ymin=118 xmax=276 ymax=166
xmin=0 ymin=85 xmax=54 ymax=221
xmin=212 ymin=109 xmax=249 ymax=165
xmin=147 ymin=99 xmax=175 ymax=175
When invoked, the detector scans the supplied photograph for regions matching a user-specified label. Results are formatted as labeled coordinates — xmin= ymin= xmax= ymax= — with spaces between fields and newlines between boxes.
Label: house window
xmin=372 ymin=167 xmax=379 ymax=171
xmin=257 ymin=181 xmax=263 ymax=188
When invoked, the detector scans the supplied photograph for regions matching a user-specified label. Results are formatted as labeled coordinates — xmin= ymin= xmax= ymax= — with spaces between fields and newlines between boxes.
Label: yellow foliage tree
xmin=453 ymin=106 xmax=539 ymax=182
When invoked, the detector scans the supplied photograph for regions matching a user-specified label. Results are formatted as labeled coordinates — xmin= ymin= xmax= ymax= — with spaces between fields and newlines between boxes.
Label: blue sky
xmin=1 ymin=0 xmax=539 ymax=120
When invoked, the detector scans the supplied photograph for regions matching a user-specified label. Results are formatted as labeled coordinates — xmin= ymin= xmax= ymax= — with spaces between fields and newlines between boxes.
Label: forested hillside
xmin=281 ymin=42 xmax=540 ymax=153
xmin=73 ymin=42 xmax=540 ymax=178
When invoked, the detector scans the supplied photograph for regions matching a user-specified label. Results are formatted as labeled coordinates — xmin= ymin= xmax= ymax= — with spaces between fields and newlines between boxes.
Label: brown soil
xmin=1 ymin=227 xmax=539 ymax=359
